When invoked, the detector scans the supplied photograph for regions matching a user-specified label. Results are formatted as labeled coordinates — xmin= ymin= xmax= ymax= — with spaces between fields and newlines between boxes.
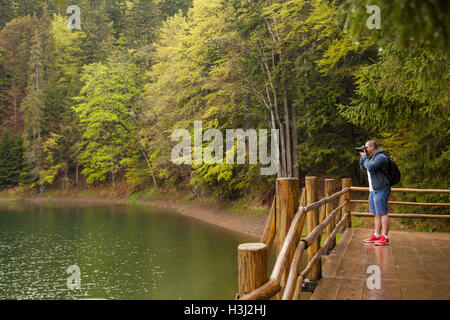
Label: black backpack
xmin=379 ymin=151 xmax=401 ymax=186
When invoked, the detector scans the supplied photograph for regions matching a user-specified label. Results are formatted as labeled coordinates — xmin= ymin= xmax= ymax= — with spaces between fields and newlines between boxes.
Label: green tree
xmin=123 ymin=0 xmax=161 ymax=48
xmin=22 ymin=15 xmax=45 ymax=192
xmin=144 ymin=0 xmax=372 ymax=197
xmin=0 ymin=131 xmax=25 ymax=189
xmin=37 ymin=14 xmax=86 ymax=188
xmin=0 ymin=0 xmax=15 ymax=29
xmin=73 ymin=53 xmax=157 ymax=185
xmin=340 ymin=44 xmax=449 ymax=189
xmin=0 ymin=16 xmax=34 ymax=129
xmin=44 ymin=14 xmax=85 ymax=131
xmin=157 ymin=0 xmax=193 ymax=19
xmin=339 ymin=0 xmax=449 ymax=57
xmin=144 ymin=1 xmax=268 ymax=197
xmin=75 ymin=0 xmax=115 ymax=63
xmin=278 ymin=0 xmax=373 ymax=178
xmin=105 ymin=0 xmax=127 ymax=39
xmin=15 ymin=0 xmax=44 ymax=18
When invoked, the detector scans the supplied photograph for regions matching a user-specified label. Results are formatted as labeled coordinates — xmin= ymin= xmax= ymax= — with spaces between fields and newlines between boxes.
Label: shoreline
xmin=0 ymin=197 xmax=267 ymax=239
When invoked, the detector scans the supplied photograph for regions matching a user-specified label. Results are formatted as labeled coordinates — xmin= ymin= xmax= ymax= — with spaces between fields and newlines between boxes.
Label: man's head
xmin=365 ymin=140 xmax=378 ymax=156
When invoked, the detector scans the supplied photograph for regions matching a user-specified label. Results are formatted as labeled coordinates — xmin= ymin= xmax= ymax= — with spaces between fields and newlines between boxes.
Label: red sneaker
xmin=375 ymin=235 xmax=390 ymax=246
xmin=363 ymin=234 xmax=380 ymax=243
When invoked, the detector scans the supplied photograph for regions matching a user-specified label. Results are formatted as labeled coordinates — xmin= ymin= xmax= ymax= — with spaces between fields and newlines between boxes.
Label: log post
xmin=305 ymin=176 xmax=321 ymax=281
xmin=342 ymin=178 xmax=352 ymax=229
xmin=238 ymin=243 xmax=268 ymax=298
xmin=275 ymin=178 xmax=300 ymax=292
xmin=325 ymin=179 xmax=336 ymax=251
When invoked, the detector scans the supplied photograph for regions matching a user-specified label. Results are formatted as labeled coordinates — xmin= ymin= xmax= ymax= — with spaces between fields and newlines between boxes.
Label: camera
xmin=355 ymin=145 xmax=367 ymax=153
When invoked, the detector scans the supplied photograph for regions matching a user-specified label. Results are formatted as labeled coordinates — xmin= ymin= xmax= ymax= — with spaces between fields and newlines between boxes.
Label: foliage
xmin=73 ymin=53 xmax=149 ymax=184
xmin=0 ymin=131 xmax=24 ymax=189
xmin=0 ymin=0 xmax=447 ymax=212
xmin=339 ymin=0 xmax=449 ymax=57
xmin=339 ymin=43 xmax=449 ymax=218
xmin=340 ymin=44 xmax=449 ymax=185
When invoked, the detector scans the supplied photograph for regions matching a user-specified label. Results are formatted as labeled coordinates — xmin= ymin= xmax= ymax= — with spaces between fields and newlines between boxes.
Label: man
xmin=360 ymin=140 xmax=391 ymax=246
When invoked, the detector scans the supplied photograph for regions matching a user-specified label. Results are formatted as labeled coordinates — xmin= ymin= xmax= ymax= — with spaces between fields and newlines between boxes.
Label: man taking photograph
xmin=359 ymin=140 xmax=391 ymax=246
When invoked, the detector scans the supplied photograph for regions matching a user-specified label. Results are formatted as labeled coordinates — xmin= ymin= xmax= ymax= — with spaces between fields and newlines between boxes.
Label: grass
xmin=350 ymin=215 xmax=450 ymax=233
xmin=170 ymin=189 xmax=270 ymax=217
xmin=124 ymin=187 xmax=187 ymax=202
xmin=227 ymin=198 xmax=268 ymax=217
xmin=318 ymin=228 xmax=345 ymax=247
xmin=117 ymin=187 xmax=272 ymax=219
xmin=2 ymin=193 xmax=21 ymax=200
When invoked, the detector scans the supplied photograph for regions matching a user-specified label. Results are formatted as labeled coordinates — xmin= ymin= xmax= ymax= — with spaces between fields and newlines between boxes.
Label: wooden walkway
xmin=311 ymin=228 xmax=450 ymax=300
xmin=237 ymin=177 xmax=449 ymax=300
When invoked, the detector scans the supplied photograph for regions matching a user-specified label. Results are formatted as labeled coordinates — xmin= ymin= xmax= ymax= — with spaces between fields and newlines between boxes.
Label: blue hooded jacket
xmin=360 ymin=149 xmax=391 ymax=191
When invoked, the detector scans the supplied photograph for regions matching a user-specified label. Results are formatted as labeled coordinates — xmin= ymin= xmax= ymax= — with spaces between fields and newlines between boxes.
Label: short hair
xmin=366 ymin=140 xmax=378 ymax=149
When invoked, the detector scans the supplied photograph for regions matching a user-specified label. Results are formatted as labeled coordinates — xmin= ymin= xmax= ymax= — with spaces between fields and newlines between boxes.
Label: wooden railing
xmin=350 ymin=186 xmax=450 ymax=219
xmin=237 ymin=177 xmax=351 ymax=300
xmin=236 ymin=178 xmax=450 ymax=300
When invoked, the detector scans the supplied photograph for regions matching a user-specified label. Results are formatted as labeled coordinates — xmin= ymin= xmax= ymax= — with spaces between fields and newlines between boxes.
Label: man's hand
xmin=359 ymin=152 xmax=366 ymax=157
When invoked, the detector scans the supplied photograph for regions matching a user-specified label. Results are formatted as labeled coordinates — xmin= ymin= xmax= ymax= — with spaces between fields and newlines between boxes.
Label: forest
xmin=0 ymin=0 xmax=448 ymax=209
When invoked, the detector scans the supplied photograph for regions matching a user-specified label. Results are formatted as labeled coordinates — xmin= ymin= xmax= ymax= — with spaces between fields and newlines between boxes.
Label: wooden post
xmin=292 ymin=275 xmax=304 ymax=300
xmin=238 ymin=243 xmax=268 ymax=298
xmin=275 ymin=178 xmax=300 ymax=291
xmin=325 ymin=179 xmax=336 ymax=251
xmin=342 ymin=178 xmax=352 ymax=229
xmin=319 ymin=206 xmax=326 ymax=224
xmin=305 ymin=176 xmax=321 ymax=281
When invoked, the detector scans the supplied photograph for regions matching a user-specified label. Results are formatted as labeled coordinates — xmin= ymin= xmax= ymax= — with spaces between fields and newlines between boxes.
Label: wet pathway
xmin=311 ymin=228 xmax=450 ymax=300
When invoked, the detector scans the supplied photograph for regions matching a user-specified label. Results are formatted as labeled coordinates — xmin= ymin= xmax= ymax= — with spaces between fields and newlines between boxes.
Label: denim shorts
xmin=369 ymin=188 xmax=391 ymax=215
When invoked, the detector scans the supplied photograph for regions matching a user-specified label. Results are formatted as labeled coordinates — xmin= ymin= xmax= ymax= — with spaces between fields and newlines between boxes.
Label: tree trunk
xmin=270 ymin=110 xmax=281 ymax=178
xmin=75 ymin=161 xmax=79 ymax=186
xmin=283 ymin=80 xmax=292 ymax=177
xmin=291 ymin=95 xmax=299 ymax=178
xmin=273 ymin=94 xmax=287 ymax=177
xmin=13 ymin=94 xmax=17 ymax=131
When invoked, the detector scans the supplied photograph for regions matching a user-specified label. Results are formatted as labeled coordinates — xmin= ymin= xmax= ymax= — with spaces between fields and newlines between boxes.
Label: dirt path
xmin=142 ymin=199 xmax=267 ymax=238
xmin=0 ymin=197 xmax=267 ymax=239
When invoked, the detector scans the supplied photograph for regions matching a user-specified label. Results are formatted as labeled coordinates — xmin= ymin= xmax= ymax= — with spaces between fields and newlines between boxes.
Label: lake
xmin=0 ymin=201 xmax=257 ymax=300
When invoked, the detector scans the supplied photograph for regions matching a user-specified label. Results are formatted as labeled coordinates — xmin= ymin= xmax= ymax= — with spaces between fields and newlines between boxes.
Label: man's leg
xmin=381 ymin=215 xmax=389 ymax=236
xmin=363 ymin=192 xmax=381 ymax=243
xmin=380 ymin=188 xmax=390 ymax=237
xmin=375 ymin=215 xmax=382 ymax=235
xmin=369 ymin=192 xmax=381 ymax=235
xmin=374 ymin=188 xmax=391 ymax=245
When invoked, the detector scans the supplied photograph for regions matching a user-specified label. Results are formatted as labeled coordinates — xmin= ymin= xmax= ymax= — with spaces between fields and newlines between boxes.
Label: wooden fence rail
xmin=282 ymin=204 xmax=348 ymax=300
xmin=350 ymin=186 xmax=450 ymax=194
xmin=351 ymin=212 xmax=450 ymax=219
xmin=238 ymin=177 xmax=349 ymax=300
xmin=350 ymin=199 xmax=450 ymax=207
xmin=350 ymin=186 xmax=450 ymax=219
xmin=237 ymin=178 xmax=450 ymax=300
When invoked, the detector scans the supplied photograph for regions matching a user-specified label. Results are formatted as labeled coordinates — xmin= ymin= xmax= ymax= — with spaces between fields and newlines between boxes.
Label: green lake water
xmin=0 ymin=201 xmax=256 ymax=300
